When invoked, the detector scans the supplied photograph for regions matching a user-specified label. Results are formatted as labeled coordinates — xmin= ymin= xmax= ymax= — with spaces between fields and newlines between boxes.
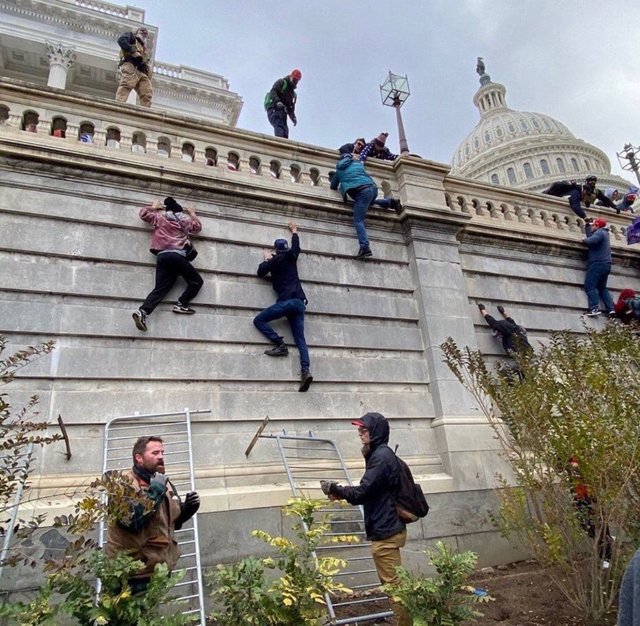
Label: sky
xmin=131 ymin=0 xmax=640 ymax=182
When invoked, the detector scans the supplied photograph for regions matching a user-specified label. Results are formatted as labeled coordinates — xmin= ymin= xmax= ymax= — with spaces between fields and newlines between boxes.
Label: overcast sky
xmin=131 ymin=0 xmax=640 ymax=182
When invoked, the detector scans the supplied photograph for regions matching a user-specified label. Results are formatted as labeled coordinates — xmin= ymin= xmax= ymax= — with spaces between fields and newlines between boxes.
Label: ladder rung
xmin=334 ymin=610 xmax=394 ymax=625
xmin=332 ymin=595 xmax=389 ymax=608
xmin=334 ymin=568 xmax=376 ymax=577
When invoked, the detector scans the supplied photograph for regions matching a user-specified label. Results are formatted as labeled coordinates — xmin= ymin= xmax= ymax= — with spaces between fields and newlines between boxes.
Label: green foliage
xmin=441 ymin=324 xmax=640 ymax=626
xmin=209 ymin=557 xmax=274 ymax=626
xmin=0 ymin=336 xmax=61 ymax=569
xmin=2 ymin=550 xmax=196 ymax=625
xmin=210 ymin=497 xmax=355 ymax=626
xmin=385 ymin=541 xmax=491 ymax=626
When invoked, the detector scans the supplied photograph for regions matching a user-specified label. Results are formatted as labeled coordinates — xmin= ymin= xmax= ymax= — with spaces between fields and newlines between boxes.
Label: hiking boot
xmin=585 ymin=309 xmax=601 ymax=317
xmin=132 ymin=309 xmax=147 ymax=332
xmin=173 ymin=303 xmax=196 ymax=314
xmin=264 ymin=344 xmax=289 ymax=357
xmin=356 ymin=246 xmax=373 ymax=259
xmin=299 ymin=369 xmax=313 ymax=392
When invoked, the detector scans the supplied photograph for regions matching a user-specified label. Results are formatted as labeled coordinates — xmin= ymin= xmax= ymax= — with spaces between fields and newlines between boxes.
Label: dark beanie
xmin=274 ymin=238 xmax=289 ymax=251
xmin=164 ymin=197 xmax=183 ymax=213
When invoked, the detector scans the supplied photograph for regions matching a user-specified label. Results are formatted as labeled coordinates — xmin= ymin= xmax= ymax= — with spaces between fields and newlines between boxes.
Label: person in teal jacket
xmin=330 ymin=154 xmax=400 ymax=259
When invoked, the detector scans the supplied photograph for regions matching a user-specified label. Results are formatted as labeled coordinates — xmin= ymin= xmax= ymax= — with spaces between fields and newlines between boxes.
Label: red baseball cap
xmin=593 ymin=217 xmax=607 ymax=229
xmin=290 ymin=69 xmax=302 ymax=81
xmin=351 ymin=419 xmax=365 ymax=427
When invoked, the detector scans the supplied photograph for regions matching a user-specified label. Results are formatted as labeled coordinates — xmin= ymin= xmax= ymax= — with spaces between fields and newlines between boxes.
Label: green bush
xmin=210 ymin=497 xmax=355 ymax=626
xmin=1 ymin=550 xmax=195 ymax=625
xmin=384 ymin=541 xmax=490 ymax=626
xmin=441 ymin=324 xmax=640 ymax=626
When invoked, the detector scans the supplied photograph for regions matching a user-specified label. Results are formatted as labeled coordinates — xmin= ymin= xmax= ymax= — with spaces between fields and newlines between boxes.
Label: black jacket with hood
xmin=333 ymin=412 xmax=405 ymax=541
xmin=257 ymin=233 xmax=307 ymax=303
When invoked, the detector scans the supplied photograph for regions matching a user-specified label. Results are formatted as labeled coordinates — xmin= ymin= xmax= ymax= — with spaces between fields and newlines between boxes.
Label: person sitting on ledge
xmin=338 ymin=137 xmax=366 ymax=156
xmin=359 ymin=132 xmax=398 ymax=162
xmin=542 ymin=175 xmax=618 ymax=218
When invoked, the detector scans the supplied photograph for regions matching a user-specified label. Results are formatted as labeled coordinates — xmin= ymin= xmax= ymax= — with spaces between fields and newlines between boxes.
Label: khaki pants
xmin=115 ymin=62 xmax=152 ymax=107
xmin=371 ymin=529 xmax=411 ymax=626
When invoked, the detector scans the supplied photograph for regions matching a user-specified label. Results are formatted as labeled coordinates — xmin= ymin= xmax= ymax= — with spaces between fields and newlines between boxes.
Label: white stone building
xmin=451 ymin=60 xmax=633 ymax=194
xmin=0 ymin=0 xmax=243 ymax=125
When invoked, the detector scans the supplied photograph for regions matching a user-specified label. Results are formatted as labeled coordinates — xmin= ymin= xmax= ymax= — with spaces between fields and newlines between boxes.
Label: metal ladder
xmin=250 ymin=423 xmax=394 ymax=625
xmin=98 ymin=408 xmax=209 ymax=626
xmin=0 ymin=442 xmax=34 ymax=582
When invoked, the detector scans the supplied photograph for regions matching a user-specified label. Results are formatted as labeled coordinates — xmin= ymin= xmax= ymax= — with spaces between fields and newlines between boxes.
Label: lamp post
xmin=380 ymin=71 xmax=411 ymax=155
xmin=617 ymin=143 xmax=640 ymax=186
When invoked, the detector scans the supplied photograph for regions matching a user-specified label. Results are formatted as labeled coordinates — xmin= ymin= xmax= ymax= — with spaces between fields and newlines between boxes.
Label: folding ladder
xmin=98 ymin=408 xmax=209 ymax=626
xmin=251 ymin=425 xmax=395 ymax=625
xmin=0 ymin=441 xmax=34 ymax=582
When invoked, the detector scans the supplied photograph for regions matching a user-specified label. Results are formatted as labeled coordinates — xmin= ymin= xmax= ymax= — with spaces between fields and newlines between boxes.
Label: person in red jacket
xmin=133 ymin=197 xmax=203 ymax=332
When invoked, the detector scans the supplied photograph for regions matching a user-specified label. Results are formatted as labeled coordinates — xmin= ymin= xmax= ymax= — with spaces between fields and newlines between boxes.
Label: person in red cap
xmin=583 ymin=217 xmax=615 ymax=317
xmin=359 ymin=132 xmax=398 ymax=163
xmin=320 ymin=412 xmax=411 ymax=626
xmin=263 ymin=69 xmax=301 ymax=138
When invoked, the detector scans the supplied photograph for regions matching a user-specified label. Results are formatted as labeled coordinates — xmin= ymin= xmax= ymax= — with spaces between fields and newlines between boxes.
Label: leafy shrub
xmin=441 ymin=324 xmax=640 ymax=626
xmin=385 ymin=541 xmax=490 ymax=626
xmin=210 ymin=497 xmax=355 ymax=626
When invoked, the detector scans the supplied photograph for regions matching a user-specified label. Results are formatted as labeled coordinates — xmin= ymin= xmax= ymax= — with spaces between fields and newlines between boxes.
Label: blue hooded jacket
xmin=330 ymin=154 xmax=375 ymax=200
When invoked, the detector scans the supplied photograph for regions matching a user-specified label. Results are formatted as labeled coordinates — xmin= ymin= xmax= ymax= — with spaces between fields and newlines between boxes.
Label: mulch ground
xmin=207 ymin=560 xmax=619 ymax=625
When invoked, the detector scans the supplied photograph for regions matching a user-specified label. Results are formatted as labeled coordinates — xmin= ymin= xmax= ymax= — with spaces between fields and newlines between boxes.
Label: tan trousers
xmin=115 ymin=62 xmax=152 ymax=107
xmin=371 ymin=528 xmax=412 ymax=626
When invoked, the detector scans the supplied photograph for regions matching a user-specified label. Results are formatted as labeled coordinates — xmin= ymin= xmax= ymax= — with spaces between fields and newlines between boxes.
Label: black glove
xmin=477 ymin=303 xmax=486 ymax=312
xmin=290 ymin=112 xmax=297 ymax=126
xmin=497 ymin=305 xmax=505 ymax=315
xmin=275 ymin=101 xmax=286 ymax=111
xmin=175 ymin=491 xmax=200 ymax=529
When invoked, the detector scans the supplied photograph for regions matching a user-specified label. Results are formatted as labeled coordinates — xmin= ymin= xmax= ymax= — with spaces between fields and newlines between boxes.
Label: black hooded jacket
xmin=333 ymin=413 xmax=405 ymax=541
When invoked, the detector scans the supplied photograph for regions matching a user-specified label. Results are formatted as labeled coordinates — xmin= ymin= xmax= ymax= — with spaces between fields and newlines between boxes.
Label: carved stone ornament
xmin=46 ymin=41 xmax=76 ymax=68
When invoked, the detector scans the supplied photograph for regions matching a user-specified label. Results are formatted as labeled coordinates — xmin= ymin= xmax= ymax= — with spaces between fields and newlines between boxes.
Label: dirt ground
xmin=332 ymin=560 xmax=619 ymax=626
xmin=207 ymin=560 xmax=619 ymax=625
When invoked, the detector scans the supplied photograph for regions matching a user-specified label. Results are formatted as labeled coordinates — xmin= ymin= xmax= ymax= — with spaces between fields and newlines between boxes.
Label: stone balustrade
xmin=1 ymin=77 xmax=636 ymax=255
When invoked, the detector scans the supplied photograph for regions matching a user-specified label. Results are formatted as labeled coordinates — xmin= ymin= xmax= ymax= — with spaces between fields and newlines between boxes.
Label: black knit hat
xmin=164 ymin=197 xmax=183 ymax=213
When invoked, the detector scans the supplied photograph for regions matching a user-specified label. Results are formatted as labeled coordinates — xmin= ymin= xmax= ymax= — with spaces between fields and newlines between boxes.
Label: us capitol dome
xmin=451 ymin=59 xmax=632 ymax=193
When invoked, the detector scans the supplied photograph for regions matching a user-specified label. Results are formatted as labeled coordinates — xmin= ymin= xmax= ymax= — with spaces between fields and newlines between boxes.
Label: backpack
xmin=394 ymin=452 xmax=429 ymax=524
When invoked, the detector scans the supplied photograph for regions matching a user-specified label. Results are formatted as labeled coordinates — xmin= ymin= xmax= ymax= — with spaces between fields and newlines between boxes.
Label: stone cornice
xmin=0 ymin=0 xmax=158 ymax=59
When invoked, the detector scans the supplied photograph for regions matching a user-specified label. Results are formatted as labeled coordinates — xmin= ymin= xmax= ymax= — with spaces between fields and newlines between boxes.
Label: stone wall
xmin=1 ymin=79 xmax=639 ymax=590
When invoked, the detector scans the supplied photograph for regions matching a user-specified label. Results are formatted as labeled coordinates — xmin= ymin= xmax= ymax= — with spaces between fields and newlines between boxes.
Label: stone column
xmin=397 ymin=158 xmax=508 ymax=489
xmin=46 ymin=42 xmax=75 ymax=89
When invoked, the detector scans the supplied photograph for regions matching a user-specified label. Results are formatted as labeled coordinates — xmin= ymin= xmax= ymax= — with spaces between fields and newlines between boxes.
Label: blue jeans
xmin=584 ymin=262 xmax=614 ymax=312
xmin=267 ymin=107 xmax=289 ymax=138
xmin=253 ymin=298 xmax=310 ymax=370
xmin=349 ymin=183 xmax=378 ymax=249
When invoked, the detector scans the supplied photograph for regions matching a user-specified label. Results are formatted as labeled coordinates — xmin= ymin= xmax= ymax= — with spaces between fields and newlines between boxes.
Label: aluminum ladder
xmin=252 ymin=425 xmax=395 ymax=625
xmin=0 ymin=442 xmax=34 ymax=582
xmin=98 ymin=408 xmax=209 ymax=625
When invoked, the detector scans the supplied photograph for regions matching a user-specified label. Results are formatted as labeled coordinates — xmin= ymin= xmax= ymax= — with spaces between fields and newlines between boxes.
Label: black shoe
xmin=132 ymin=309 xmax=148 ymax=331
xmin=356 ymin=246 xmax=373 ymax=259
xmin=584 ymin=309 xmax=601 ymax=317
xmin=299 ymin=370 xmax=313 ymax=392
xmin=264 ymin=344 xmax=289 ymax=357
xmin=173 ymin=303 xmax=196 ymax=314
xmin=388 ymin=198 xmax=402 ymax=213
